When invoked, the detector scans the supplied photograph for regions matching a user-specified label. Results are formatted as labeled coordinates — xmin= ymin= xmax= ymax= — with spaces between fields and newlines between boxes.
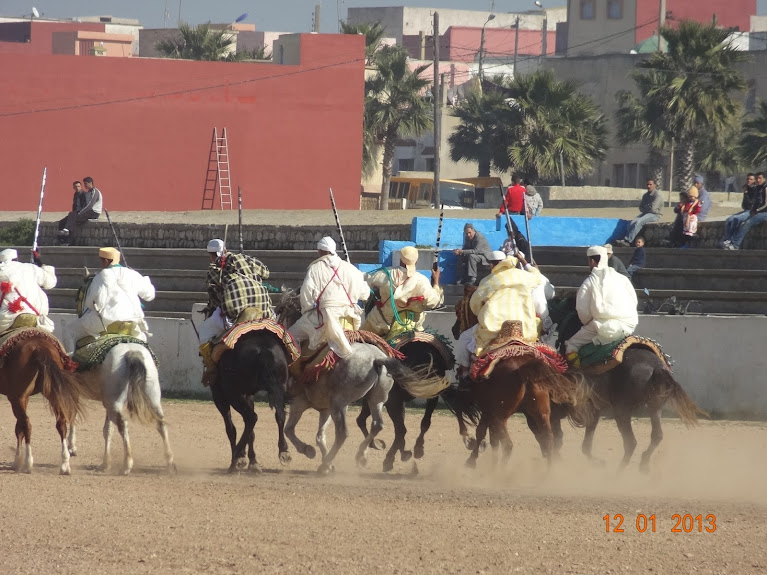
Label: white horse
xmin=68 ymin=343 xmax=176 ymax=475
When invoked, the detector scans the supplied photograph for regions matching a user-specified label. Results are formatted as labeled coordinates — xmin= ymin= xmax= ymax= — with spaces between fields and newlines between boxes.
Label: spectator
xmin=617 ymin=178 xmax=663 ymax=246
xmin=627 ymin=237 xmax=646 ymax=280
xmin=721 ymin=172 xmax=760 ymax=249
xmin=453 ymin=223 xmax=492 ymax=285
xmin=524 ymin=178 xmax=543 ymax=220
xmin=726 ymin=173 xmax=767 ymax=250
xmin=58 ymin=176 xmax=102 ymax=245
xmin=693 ymin=174 xmax=711 ymax=222
xmin=604 ymin=243 xmax=629 ymax=277
xmin=499 ymin=176 xmax=526 ymax=215
xmin=500 ymin=221 xmax=530 ymax=260
xmin=57 ymin=181 xmax=86 ymax=236
xmin=668 ymin=189 xmax=701 ymax=247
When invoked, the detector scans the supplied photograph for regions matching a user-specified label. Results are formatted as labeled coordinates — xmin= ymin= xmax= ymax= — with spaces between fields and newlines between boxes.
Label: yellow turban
xmin=99 ymin=247 xmax=121 ymax=264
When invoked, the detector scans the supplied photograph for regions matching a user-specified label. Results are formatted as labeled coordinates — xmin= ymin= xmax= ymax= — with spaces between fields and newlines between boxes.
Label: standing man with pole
xmin=432 ymin=11 xmax=441 ymax=209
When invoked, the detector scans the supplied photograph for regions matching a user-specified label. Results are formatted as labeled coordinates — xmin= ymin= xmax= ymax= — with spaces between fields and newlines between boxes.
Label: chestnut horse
xmin=451 ymin=286 xmax=588 ymax=467
xmin=0 ymin=328 xmax=87 ymax=474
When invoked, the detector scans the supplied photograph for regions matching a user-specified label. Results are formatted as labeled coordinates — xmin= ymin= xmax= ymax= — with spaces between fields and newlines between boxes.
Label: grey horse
xmin=276 ymin=292 xmax=447 ymax=475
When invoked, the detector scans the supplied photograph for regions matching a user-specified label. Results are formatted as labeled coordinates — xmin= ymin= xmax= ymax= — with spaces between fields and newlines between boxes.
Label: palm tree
xmin=631 ymin=20 xmax=748 ymax=190
xmin=156 ymin=22 xmax=240 ymax=61
xmin=366 ymin=45 xmax=433 ymax=209
xmin=447 ymin=88 xmax=519 ymax=177
xmin=340 ymin=21 xmax=386 ymax=65
xmin=499 ymin=70 xmax=607 ymax=181
xmin=740 ymin=101 xmax=767 ymax=168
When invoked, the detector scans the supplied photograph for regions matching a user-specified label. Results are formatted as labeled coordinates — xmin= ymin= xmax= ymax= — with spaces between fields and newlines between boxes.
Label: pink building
xmin=0 ymin=20 xmax=136 ymax=56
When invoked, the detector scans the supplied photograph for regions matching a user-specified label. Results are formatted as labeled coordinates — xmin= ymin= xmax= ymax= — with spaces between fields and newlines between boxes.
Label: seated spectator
xmin=693 ymin=174 xmax=711 ymax=222
xmin=667 ymin=189 xmax=701 ymax=248
xmin=617 ymin=178 xmax=663 ymax=246
xmin=523 ymin=179 xmax=543 ymax=220
xmin=721 ymin=172 xmax=762 ymax=249
xmin=58 ymin=176 xmax=102 ymax=245
xmin=627 ymin=237 xmax=646 ymax=280
xmin=727 ymin=174 xmax=767 ymax=250
xmin=604 ymin=243 xmax=629 ymax=277
xmin=499 ymin=176 xmax=526 ymax=215
xmin=500 ymin=221 xmax=530 ymax=260
xmin=453 ymin=223 xmax=492 ymax=285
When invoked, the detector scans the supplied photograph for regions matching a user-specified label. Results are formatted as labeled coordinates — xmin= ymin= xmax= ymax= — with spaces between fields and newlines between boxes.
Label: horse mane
xmin=275 ymin=289 xmax=301 ymax=328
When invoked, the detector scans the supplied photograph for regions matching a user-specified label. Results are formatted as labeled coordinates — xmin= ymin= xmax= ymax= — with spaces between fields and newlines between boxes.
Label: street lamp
xmin=534 ymin=1 xmax=548 ymax=56
xmin=478 ymin=13 xmax=495 ymax=83
xmin=512 ymin=16 xmax=520 ymax=77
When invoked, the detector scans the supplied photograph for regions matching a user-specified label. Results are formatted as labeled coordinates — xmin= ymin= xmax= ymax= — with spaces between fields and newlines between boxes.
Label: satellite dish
xmin=235 ymin=13 xmax=248 ymax=23
xmin=32 ymin=6 xmax=40 ymax=18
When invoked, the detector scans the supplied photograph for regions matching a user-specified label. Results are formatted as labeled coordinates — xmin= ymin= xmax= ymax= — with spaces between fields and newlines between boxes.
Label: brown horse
xmin=0 ymin=328 xmax=87 ymax=474
xmin=451 ymin=287 xmax=588 ymax=467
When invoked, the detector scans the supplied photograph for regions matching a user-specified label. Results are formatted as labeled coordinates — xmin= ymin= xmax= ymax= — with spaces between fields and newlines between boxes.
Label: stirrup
xmin=566 ymin=351 xmax=580 ymax=368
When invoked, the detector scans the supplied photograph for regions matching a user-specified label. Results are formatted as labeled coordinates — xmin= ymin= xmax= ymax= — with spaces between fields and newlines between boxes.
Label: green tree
xmin=340 ymin=21 xmax=386 ymax=65
xmin=365 ymin=45 xmax=432 ymax=209
xmin=156 ymin=22 xmax=242 ymax=61
xmin=447 ymin=87 xmax=519 ymax=177
xmin=499 ymin=70 xmax=607 ymax=181
xmin=740 ymin=101 xmax=767 ymax=168
xmin=629 ymin=20 xmax=748 ymax=190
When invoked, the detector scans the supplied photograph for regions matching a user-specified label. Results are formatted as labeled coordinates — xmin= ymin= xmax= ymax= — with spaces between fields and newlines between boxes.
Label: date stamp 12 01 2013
xmin=604 ymin=514 xmax=717 ymax=533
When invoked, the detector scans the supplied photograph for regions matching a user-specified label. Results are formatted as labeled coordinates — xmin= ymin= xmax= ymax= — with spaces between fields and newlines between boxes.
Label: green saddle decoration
xmin=72 ymin=334 xmax=159 ymax=372
xmin=577 ymin=338 xmax=625 ymax=368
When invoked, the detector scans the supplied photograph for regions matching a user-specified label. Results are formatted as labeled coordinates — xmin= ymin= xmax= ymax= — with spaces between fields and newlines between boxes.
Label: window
xmin=580 ymin=0 xmax=595 ymax=20
xmin=607 ymin=0 xmax=623 ymax=19
xmin=398 ymin=158 xmax=415 ymax=172
xmin=613 ymin=164 xmax=625 ymax=188
xmin=425 ymin=157 xmax=435 ymax=172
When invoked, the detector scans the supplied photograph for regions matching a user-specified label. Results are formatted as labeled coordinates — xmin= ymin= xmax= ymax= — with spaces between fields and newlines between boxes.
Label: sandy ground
xmin=0 ymin=397 xmax=764 ymax=575
xmin=1 ymin=205 xmax=740 ymax=226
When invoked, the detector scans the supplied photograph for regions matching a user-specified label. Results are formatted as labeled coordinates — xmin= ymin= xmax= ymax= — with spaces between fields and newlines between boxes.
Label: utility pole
xmin=512 ymin=16 xmax=520 ymax=77
xmin=668 ymin=138 xmax=675 ymax=207
xmin=177 ymin=0 xmax=182 ymax=26
xmin=419 ymin=30 xmax=426 ymax=59
xmin=658 ymin=0 xmax=667 ymax=52
xmin=541 ymin=13 xmax=548 ymax=56
xmin=433 ymin=12 xmax=441 ymax=209
xmin=479 ymin=14 xmax=495 ymax=87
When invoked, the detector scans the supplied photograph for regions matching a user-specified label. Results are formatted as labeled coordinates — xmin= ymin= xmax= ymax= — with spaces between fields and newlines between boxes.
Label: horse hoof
xmin=317 ymin=463 xmax=331 ymax=475
xmin=97 ymin=464 xmax=110 ymax=473
xmin=465 ymin=457 xmax=477 ymax=469
xmin=59 ymin=464 xmax=71 ymax=476
xmin=168 ymin=463 xmax=178 ymax=475
xmin=249 ymin=462 xmax=263 ymax=474
xmin=68 ymin=449 xmax=78 ymax=457
xmin=639 ymin=462 xmax=650 ymax=475
xmin=279 ymin=451 xmax=292 ymax=466
xmin=356 ymin=455 xmax=368 ymax=468
xmin=235 ymin=457 xmax=248 ymax=470
xmin=371 ymin=439 xmax=386 ymax=450
xmin=463 ymin=436 xmax=477 ymax=451
xmin=122 ymin=468 xmax=132 ymax=476
xmin=478 ymin=440 xmax=488 ymax=453
xmin=413 ymin=444 xmax=425 ymax=460
xmin=303 ymin=446 xmax=317 ymax=460
xmin=409 ymin=462 xmax=419 ymax=477
xmin=401 ymin=450 xmax=413 ymax=463
xmin=382 ymin=459 xmax=394 ymax=473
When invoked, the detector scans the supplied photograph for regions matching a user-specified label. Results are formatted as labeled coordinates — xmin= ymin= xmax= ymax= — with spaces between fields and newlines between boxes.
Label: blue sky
xmin=5 ymin=0 xmax=764 ymax=33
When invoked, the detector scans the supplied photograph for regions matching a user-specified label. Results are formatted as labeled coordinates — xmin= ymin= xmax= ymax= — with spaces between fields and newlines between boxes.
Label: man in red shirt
xmin=500 ymin=176 xmax=526 ymax=214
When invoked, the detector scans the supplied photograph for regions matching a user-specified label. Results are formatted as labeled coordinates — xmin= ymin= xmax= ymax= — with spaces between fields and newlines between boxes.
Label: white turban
xmin=207 ymin=239 xmax=225 ymax=257
xmin=0 ymin=248 xmax=18 ymax=264
xmin=399 ymin=245 xmax=418 ymax=278
xmin=488 ymin=250 xmax=506 ymax=262
xmin=317 ymin=237 xmax=337 ymax=254
xmin=603 ymin=243 xmax=614 ymax=255
xmin=587 ymin=245 xmax=608 ymax=269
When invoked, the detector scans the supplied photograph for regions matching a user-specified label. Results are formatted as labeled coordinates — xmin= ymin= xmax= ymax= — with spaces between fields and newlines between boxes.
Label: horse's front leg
xmin=284 ymin=394 xmax=316 ymax=459
xmin=229 ymin=395 xmax=259 ymax=473
xmin=67 ymin=421 xmax=78 ymax=457
xmin=318 ymin=405 xmax=348 ymax=475
xmin=414 ymin=396 xmax=439 ymax=459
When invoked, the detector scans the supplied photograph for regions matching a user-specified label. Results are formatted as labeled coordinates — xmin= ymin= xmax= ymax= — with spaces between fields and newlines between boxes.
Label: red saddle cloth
xmin=0 ymin=327 xmax=78 ymax=372
xmin=470 ymin=338 xmax=568 ymax=381
xmin=211 ymin=318 xmax=301 ymax=364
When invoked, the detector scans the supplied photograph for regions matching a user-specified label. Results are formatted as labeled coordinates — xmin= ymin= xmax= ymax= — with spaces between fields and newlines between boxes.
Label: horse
xmin=355 ymin=335 xmax=454 ymax=473
xmin=209 ymin=327 xmax=292 ymax=473
xmin=549 ymin=292 xmax=707 ymax=472
xmin=451 ymin=286 xmax=589 ymax=468
xmin=0 ymin=327 xmax=87 ymax=475
xmin=275 ymin=291 xmax=447 ymax=475
xmin=67 ymin=341 xmax=175 ymax=475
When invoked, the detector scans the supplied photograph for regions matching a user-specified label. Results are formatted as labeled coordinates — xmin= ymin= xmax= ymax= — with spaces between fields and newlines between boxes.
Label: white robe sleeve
xmin=299 ymin=267 xmax=319 ymax=314
xmin=35 ymin=264 xmax=57 ymax=290
xmin=575 ymin=278 xmax=594 ymax=326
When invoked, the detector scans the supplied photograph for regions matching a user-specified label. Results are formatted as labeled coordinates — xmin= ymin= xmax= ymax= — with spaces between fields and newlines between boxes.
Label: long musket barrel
xmin=329 ymin=188 xmax=350 ymax=263
xmin=104 ymin=208 xmax=129 ymax=268
xmin=238 ymin=186 xmax=244 ymax=253
xmin=498 ymin=185 xmax=517 ymax=253
xmin=433 ymin=203 xmax=444 ymax=271
xmin=522 ymin=203 xmax=534 ymax=262
xmin=31 ymin=167 xmax=47 ymax=261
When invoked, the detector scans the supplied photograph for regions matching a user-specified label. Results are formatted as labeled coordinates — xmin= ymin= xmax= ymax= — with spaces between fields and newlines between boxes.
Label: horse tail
xmin=562 ymin=370 xmax=600 ymax=428
xmin=36 ymin=351 xmax=86 ymax=424
xmin=124 ymin=350 xmax=158 ymax=426
xmin=257 ymin=347 xmax=286 ymax=411
xmin=439 ymin=385 xmax=481 ymax=427
xmin=375 ymin=358 xmax=448 ymax=400
xmin=655 ymin=369 xmax=708 ymax=426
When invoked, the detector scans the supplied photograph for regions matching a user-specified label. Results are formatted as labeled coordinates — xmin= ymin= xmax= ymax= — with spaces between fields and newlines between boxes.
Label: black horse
xmin=210 ymin=330 xmax=291 ymax=473
xmin=549 ymin=292 xmax=707 ymax=472
xmin=355 ymin=339 xmax=455 ymax=473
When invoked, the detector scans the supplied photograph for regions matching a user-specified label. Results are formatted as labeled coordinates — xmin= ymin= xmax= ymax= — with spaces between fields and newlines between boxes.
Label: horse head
xmin=451 ymin=284 xmax=478 ymax=340
xmin=275 ymin=289 xmax=301 ymax=328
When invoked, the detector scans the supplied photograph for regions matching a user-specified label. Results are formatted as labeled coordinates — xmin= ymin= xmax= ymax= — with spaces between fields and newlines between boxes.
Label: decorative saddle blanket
xmin=291 ymin=330 xmax=405 ymax=386
xmin=72 ymin=334 xmax=158 ymax=372
xmin=211 ymin=318 xmax=301 ymax=364
xmin=577 ymin=335 xmax=672 ymax=375
xmin=470 ymin=320 xmax=567 ymax=381
xmin=388 ymin=329 xmax=456 ymax=372
xmin=0 ymin=327 xmax=78 ymax=372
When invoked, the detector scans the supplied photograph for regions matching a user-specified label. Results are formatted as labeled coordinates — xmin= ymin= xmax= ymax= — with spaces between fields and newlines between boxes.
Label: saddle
xmin=210 ymin=318 xmax=300 ymax=365
xmin=75 ymin=320 xmax=140 ymax=350
xmin=470 ymin=320 xmax=568 ymax=381
xmin=0 ymin=313 xmax=38 ymax=337
xmin=72 ymin=334 xmax=158 ymax=372
xmin=577 ymin=335 xmax=672 ymax=375
xmin=388 ymin=329 xmax=455 ymax=371
xmin=0 ymin=327 xmax=78 ymax=372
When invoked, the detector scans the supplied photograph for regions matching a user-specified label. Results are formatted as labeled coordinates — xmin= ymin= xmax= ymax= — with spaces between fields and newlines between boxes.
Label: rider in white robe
xmin=0 ymin=248 xmax=57 ymax=333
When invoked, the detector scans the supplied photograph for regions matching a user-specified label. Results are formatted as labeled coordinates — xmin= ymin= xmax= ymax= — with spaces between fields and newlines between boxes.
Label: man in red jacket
xmin=500 ymin=176 xmax=526 ymax=214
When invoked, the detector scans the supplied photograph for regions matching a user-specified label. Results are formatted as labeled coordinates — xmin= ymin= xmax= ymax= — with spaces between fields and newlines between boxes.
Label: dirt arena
xmin=0 ymin=398 xmax=765 ymax=575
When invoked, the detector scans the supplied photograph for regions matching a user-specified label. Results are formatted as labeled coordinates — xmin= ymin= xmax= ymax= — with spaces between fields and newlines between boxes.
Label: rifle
xmin=329 ymin=188 xmax=350 ymax=263
xmin=237 ymin=186 xmax=244 ymax=254
xmin=522 ymin=202 xmax=534 ymax=262
xmin=104 ymin=208 xmax=129 ymax=268
xmin=433 ymin=203 xmax=444 ymax=272
xmin=31 ymin=167 xmax=47 ymax=262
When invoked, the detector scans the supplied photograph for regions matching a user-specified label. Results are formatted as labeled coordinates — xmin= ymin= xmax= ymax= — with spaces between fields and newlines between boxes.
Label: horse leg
xmin=274 ymin=397 xmax=291 ymax=466
xmin=639 ymin=407 xmax=664 ymax=474
xmin=466 ymin=415 xmax=490 ymax=469
xmin=318 ymin=405 xmax=348 ymax=475
xmin=113 ymin=412 xmax=134 ymax=475
xmin=527 ymin=390 xmax=554 ymax=464
xmin=100 ymin=414 xmax=114 ymax=472
xmin=67 ymin=421 xmax=78 ymax=457
xmin=10 ymin=397 xmax=32 ymax=473
xmin=551 ymin=412 xmax=564 ymax=455
xmin=355 ymin=401 xmax=371 ymax=438
xmin=414 ymin=396 xmax=438 ymax=460
xmin=496 ymin=417 xmax=515 ymax=464
xmin=316 ymin=410 xmax=332 ymax=461
xmin=615 ymin=411 xmax=638 ymax=469
xmin=55 ymin=415 xmax=71 ymax=476
xmin=581 ymin=413 xmax=604 ymax=465
xmin=210 ymin=383 xmax=237 ymax=458
xmin=284 ymin=395 xmax=316 ymax=459
xmin=148 ymin=404 xmax=176 ymax=474
xmin=359 ymin=399 xmax=385 ymax=470
xmin=228 ymin=395 xmax=259 ymax=473
xmin=382 ymin=398 xmax=407 ymax=472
